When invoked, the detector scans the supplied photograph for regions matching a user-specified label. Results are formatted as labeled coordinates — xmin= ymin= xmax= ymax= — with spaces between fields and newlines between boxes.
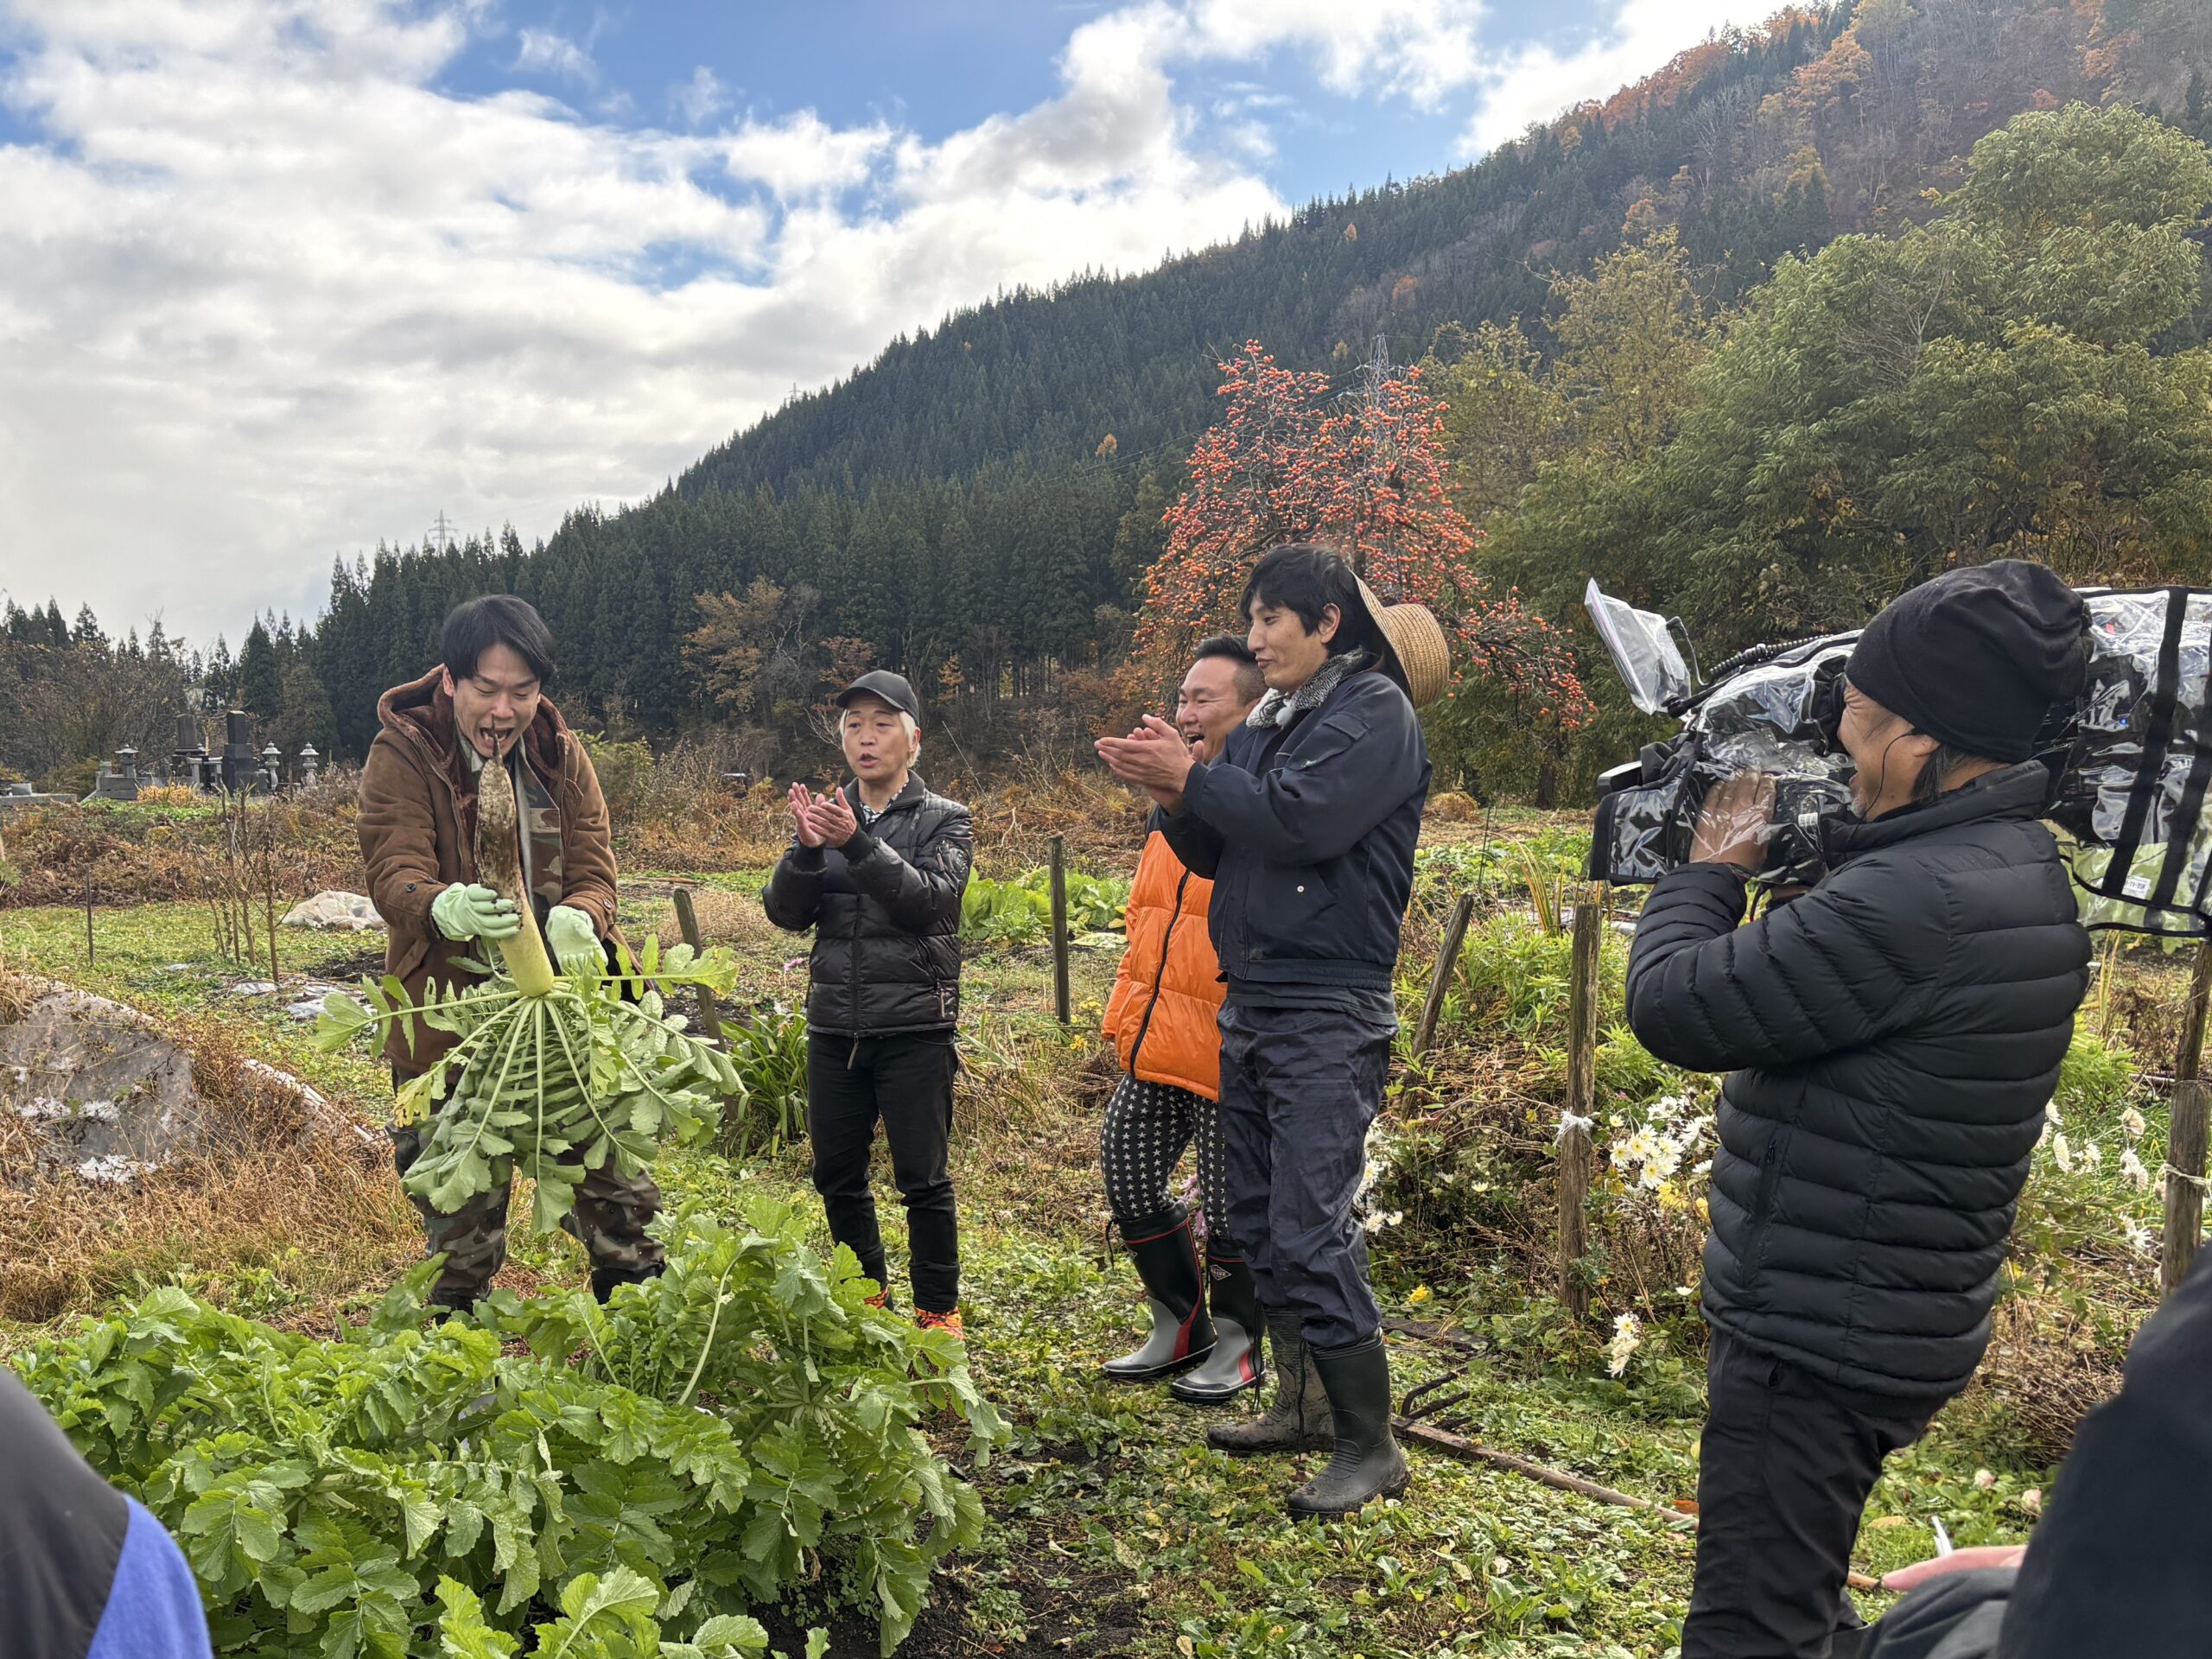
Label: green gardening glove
xmin=431 ymin=882 xmax=521 ymax=943
xmin=545 ymin=905 xmax=601 ymax=976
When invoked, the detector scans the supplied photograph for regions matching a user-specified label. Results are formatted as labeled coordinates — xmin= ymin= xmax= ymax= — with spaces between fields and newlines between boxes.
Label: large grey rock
xmin=281 ymin=891 xmax=384 ymax=932
xmin=1 ymin=980 xmax=378 ymax=1187
xmin=2 ymin=984 xmax=201 ymax=1184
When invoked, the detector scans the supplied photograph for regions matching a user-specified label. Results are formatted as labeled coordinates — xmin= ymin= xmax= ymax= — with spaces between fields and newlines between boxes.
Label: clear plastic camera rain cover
xmin=1586 ymin=582 xmax=2212 ymax=937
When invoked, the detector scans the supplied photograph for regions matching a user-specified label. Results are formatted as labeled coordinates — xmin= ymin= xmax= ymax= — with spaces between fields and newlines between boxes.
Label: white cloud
xmin=1460 ymin=0 xmax=1785 ymax=156
xmin=0 ymin=0 xmax=1793 ymax=646
xmin=1176 ymin=0 xmax=1490 ymax=108
xmin=0 ymin=0 xmax=1285 ymax=641
xmin=671 ymin=63 xmax=724 ymax=128
xmin=512 ymin=26 xmax=593 ymax=85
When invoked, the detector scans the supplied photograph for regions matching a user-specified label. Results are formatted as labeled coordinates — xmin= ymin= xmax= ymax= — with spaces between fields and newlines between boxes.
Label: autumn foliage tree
xmin=1133 ymin=341 xmax=1591 ymax=747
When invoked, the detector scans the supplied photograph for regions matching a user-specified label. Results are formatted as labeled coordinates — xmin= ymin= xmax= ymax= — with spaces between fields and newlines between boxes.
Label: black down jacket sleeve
xmin=837 ymin=809 xmax=974 ymax=935
xmin=761 ymin=842 xmax=825 ymax=931
xmin=1155 ymin=798 xmax=1224 ymax=879
xmin=1626 ymin=858 xmax=1948 ymax=1074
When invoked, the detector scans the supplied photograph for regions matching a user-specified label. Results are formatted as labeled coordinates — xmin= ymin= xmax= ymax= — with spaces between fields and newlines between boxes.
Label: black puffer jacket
xmin=761 ymin=775 xmax=973 ymax=1036
xmin=1627 ymin=763 xmax=2090 ymax=1398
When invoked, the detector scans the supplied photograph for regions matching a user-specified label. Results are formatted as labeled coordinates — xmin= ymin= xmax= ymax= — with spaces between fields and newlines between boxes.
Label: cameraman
xmin=1625 ymin=562 xmax=2092 ymax=1659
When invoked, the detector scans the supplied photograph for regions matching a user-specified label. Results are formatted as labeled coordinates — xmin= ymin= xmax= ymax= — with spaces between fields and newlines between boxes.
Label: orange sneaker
xmin=915 ymin=1308 xmax=964 ymax=1340
xmin=864 ymin=1289 xmax=890 ymax=1310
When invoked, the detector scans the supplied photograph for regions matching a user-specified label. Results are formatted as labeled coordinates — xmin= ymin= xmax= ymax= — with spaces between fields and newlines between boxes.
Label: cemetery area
xmin=0 ymin=762 xmax=2193 ymax=1659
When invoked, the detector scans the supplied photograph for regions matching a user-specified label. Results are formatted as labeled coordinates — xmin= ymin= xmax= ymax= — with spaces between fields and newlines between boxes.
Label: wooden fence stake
xmin=1558 ymin=890 xmax=1605 ymax=1321
xmin=2163 ymin=939 xmax=2212 ymax=1296
xmin=1412 ymin=892 xmax=1477 ymax=1059
xmin=671 ymin=887 xmax=728 ymax=1045
xmin=1049 ymin=835 xmax=1072 ymax=1027
xmin=84 ymin=875 xmax=95 ymax=969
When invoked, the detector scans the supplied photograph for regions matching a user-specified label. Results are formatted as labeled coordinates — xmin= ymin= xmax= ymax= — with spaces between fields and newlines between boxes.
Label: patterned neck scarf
xmin=1247 ymin=650 xmax=1373 ymax=730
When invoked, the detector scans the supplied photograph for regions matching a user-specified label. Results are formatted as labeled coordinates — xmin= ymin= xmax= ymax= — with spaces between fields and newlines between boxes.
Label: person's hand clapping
xmin=1096 ymin=715 xmax=1198 ymax=807
xmin=1691 ymin=772 xmax=1777 ymax=873
xmin=789 ymin=783 xmax=827 ymax=849
xmin=807 ymin=789 xmax=861 ymax=849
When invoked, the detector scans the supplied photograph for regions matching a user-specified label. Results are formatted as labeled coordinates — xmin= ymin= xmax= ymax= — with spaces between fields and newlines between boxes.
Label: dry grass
xmin=1 ymin=798 xmax=365 ymax=910
xmin=0 ymin=1008 xmax=414 ymax=1329
xmin=1955 ymin=1288 xmax=2139 ymax=1465
xmin=644 ymin=885 xmax=785 ymax=954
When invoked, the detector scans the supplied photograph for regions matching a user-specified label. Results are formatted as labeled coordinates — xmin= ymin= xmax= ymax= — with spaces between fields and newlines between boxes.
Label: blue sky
xmin=423 ymin=1 xmax=1617 ymax=209
xmin=0 ymin=0 xmax=1773 ymax=639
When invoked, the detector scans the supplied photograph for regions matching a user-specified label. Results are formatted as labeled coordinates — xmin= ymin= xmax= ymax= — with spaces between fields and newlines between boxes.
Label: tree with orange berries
xmin=1132 ymin=340 xmax=1590 ymax=745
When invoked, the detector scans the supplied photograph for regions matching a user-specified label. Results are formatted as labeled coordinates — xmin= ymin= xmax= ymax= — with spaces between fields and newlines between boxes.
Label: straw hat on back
xmin=1353 ymin=576 xmax=1452 ymax=709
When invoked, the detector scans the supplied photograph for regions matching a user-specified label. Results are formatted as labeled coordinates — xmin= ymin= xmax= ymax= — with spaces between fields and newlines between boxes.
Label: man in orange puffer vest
xmin=1099 ymin=637 xmax=1267 ymax=1401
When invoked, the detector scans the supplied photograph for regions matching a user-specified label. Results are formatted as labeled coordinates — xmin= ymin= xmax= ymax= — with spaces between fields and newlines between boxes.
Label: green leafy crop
xmin=18 ymin=1202 xmax=1007 ymax=1656
xmin=958 ymin=868 xmax=1130 ymax=944
xmin=315 ymin=939 xmax=743 ymax=1230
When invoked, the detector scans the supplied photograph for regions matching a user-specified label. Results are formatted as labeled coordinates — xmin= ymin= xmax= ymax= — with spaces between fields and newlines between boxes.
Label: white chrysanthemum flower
xmin=1974 ymin=1468 xmax=1995 ymax=1490
xmin=2051 ymin=1133 xmax=2075 ymax=1173
xmin=2121 ymin=1106 xmax=2147 ymax=1141
xmin=2123 ymin=1218 xmax=2153 ymax=1256
xmin=2121 ymin=1149 xmax=2151 ymax=1191
xmin=1605 ymin=1312 xmax=1642 ymax=1377
xmin=2082 ymin=1141 xmax=2103 ymax=1170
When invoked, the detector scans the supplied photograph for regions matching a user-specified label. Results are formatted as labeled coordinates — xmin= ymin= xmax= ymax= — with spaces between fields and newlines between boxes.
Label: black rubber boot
xmin=1102 ymin=1210 xmax=1216 ymax=1382
xmin=1172 ymin=1253 xmax=1266 ymax=1403
xmin=1287 ymin=1332 xmax=1409 ymax=1518
xmin=590 ymin=1260 xmax=665 ymax=1305
xmin=1206 ymin=1304 xmax=1332 ymax=1454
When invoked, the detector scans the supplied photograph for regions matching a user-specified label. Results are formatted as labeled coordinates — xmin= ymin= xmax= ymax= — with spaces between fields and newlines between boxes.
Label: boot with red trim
xmin=1101 ymin=1207 xmax=1217 ymax=1382
xmin=1171 ymin=1252 xmax=1265 ymax=1403
xmin=915 ymin=1307 xmax=964 ymax=1341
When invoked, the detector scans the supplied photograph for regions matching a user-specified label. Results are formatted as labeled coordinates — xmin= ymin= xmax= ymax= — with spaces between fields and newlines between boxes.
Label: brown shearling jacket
xmin=358 ymin=668 xmax=620 ymax=1075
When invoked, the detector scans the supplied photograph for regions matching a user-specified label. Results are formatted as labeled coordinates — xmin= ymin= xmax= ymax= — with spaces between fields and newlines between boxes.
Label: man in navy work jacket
xmin=1098 ymin=542 xmax=1449 ymax=1518
xmin=1625 ymin=561 xmax=2093 ymax=1659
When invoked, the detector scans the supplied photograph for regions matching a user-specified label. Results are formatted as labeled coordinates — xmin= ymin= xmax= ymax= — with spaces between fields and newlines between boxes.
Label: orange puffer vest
xmin=1102 ymin=831 xmax=1225 ymax=1100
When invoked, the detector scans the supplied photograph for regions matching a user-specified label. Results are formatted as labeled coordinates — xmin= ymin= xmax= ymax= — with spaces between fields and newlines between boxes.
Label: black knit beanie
xmin=1846 ymin=561 xmax=2088 ymax=762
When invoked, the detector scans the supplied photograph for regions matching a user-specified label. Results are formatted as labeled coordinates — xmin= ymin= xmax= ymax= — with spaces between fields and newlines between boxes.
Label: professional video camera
xmin=1585 ymin=578 xmax=2212 ymax=937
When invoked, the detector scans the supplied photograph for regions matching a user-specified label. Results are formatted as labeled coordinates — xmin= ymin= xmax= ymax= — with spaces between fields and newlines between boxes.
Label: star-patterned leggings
xmin=1100 ymin=1074 xmax=1235 ymax=1244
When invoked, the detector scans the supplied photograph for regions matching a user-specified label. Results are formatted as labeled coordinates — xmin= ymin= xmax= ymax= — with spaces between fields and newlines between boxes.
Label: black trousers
xmin=1684 ymin=1331 xmax=1944 ymax=1659
xmin=806 ymin=1030 xmax=960 ymax=1313
xmin=1217 ymin=1003 xmax=1393 ymax=1351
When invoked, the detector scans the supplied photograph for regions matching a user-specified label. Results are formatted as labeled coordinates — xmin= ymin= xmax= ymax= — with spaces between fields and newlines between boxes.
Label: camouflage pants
xmin=391 ymin=1098 xmax=663 ymax=1310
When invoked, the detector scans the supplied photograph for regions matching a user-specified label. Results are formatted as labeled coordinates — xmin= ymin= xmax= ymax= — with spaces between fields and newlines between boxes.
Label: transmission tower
xmin=426 ymin=511 xmax=459 ymax=552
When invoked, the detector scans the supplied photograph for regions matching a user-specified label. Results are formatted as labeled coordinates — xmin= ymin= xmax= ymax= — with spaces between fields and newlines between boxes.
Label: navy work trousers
xmin=1216 ymin=1002 xmax=1393 ymax=1351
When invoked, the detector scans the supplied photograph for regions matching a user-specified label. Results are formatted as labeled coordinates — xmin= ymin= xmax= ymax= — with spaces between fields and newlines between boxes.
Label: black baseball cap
xmin=832 ymin=670 xmax=921 ymax=722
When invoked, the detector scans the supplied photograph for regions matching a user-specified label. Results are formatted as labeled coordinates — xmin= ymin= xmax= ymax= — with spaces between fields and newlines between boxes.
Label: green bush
xmin=18 ymin=1202 xmax=1007 ymax=1656
xmin=959 ymin=868 xmax=1130 ymax=944
xmin=1454 ymin=911 xmax=1627 ymax=1041
xmin=717 ymin=1003 xmax=810 ymax=1160
xmin=2055 ymin=1026 xmax=2137 ymax=1124
xmin=579 ymin=734 xmax=657 ymax=830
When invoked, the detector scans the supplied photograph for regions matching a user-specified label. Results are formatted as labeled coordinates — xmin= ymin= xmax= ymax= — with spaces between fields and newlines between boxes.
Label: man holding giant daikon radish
xmin=358 ymin=594 xmax=654 ymax=1313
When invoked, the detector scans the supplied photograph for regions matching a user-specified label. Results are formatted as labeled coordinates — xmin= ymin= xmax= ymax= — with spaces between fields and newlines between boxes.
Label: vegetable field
xmin=1 ymin=805 xmax=2187 ymax=1656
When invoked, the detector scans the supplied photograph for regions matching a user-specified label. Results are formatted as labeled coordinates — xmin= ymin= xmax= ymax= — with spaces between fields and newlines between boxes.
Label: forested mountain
xmin=10 ymin=0 xmax=2212 ymax=788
